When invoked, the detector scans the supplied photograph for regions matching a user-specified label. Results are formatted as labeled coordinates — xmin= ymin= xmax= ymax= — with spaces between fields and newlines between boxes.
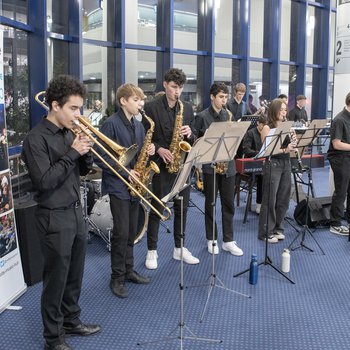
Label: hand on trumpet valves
xmin=72 ymin=134 xmax=91 ymax=156
xmin=128 ymin=169 xmax=140 ymax=184
xmin=180 ymin=125 xmax=192 ymax=138
xmin=157 ymin=147 xmax=173 ymax=164
xmin=147 ymin=143 xmax=155 ymax=156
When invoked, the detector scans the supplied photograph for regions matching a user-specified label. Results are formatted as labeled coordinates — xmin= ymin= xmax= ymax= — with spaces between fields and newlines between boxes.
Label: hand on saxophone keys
xmin=180 ymin=125 xmax=192 ymax=138
xmin=147 ymin=143 xmax=155 ymax=156
xmin=128 ymin=169 xmax=140 ymax=184
xmin=157 ymin=147 xmax=174 ymax=164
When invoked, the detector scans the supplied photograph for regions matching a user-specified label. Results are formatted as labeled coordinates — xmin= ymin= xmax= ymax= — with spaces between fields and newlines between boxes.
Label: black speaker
xmin=14 ymin=199 xmax=43 ymax=286
xmin=294 ymin=197 xmax=331 ymax=227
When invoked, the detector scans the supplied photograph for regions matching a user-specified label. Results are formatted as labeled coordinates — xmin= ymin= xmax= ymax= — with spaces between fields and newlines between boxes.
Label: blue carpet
xmin=1 ymin=166 xmax=350 ymax=350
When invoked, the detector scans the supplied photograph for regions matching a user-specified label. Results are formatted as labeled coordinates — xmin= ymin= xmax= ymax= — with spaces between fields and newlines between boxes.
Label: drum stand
xmin=81 ymin=179 xmax=111 ymax=251
xmin=137 ymin=196 xmax=222 ymax=349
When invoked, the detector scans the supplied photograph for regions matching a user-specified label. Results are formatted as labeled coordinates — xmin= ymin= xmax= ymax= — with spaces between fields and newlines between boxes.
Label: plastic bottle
xmin=281 ymin=249 xmax=290 ymax=273
xmin=249 ymin=254 xmax=258 ymax=285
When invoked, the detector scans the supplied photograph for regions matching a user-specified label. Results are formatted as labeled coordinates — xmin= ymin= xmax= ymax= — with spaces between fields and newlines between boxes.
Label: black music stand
xmin=138 ymin=142 xmax=222 ymax=349
xmin=192 ymin=121 xmax=251 ymax=322
xmin=288 ymin=120 xmax=328 ymax=254
xmin=234 ymin=121 xmax=295 ymax=284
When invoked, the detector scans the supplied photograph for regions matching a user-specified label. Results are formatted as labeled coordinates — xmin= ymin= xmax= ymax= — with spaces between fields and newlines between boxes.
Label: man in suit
xmin=143 ymin=68 xmax=200 ymax=269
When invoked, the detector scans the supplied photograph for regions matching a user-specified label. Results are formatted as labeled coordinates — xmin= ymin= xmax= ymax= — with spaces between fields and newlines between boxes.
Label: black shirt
xmin=328 ymin=107 xmax=350 ymax=157
xmin=22 ymin=118 xmax=93 ymax=209
xmin=226 ymin=99 xmax=251 ymax=121
xmin=243 ymin=127 xmax=262 ymax=158
xmin=288 ymin=106 xmax=308 ymax=123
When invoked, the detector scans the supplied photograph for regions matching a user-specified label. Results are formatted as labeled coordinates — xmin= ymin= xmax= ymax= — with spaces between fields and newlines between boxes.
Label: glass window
xmin=328 ymin=70 xmax=334 ymax=119
xmin=279 ymin=64 xmax=297 ymax=110
xmin=3 ymin=27 xmax=29 ymax=147
xmin=305 ymin=67 xmax=313 ymax=118
xmin=249 ymin=61 xmax=263 ymax=108
xmin=329 ymin=11 xmax=336 ymax=67
xmin=250 ymin=0 xmax=265 ymax=58
xmin=47 ymin=0 xmax=68 ymax=35
xmin=125 ymin=0 xmax=157 ymax=46
xmin=47 ymin=39 xmax=69 ymax=82
xmin=214 ymin=58 xmax=232 ymax=85
xmin=173 ymin=0 xmax=198 ymax=51
xmin=82 ymin=45 xmax=118 ymax=123
xmin=83 ymin=0 xmax=117 ymax=42
xmin=306 ymin=6 xmax=315 ymax=65
xmin=330 ymin=0 xmax=336 ymax=8
xmin=173 ymin=54 xmax=197 ymax=106
xmin=1 ymin=0 xmax=27 ymax=24
xmin=214 ymin=0 xmax=233 ymax=54
xmin=125 ymin=49 xmax=156 ymax=97
xmin=280 ymin=0 xmax=291 ymax=62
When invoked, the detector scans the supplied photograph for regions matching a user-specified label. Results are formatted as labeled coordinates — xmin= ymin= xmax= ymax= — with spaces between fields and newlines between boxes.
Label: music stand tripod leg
xmin=137 ymin=196 xmax=222 ymax=348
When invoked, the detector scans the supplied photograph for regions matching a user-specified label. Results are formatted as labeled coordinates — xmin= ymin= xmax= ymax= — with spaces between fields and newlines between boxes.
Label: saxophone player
xmin=143 ymin=68 xmax=199 ymax=270
xmin=94 ymin=84 xmax=153 ymax=298
xmin=195 ymin=82 xmax=243 ymax=256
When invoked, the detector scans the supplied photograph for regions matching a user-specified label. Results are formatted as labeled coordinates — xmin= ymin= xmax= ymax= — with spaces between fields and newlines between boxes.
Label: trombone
xmin=35 ymin=91 xmax=171 ymax=221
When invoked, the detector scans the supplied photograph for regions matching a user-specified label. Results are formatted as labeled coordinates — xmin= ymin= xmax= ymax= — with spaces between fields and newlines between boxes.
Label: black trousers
xmin=109 ymin=195 xmax=139 ymax=281
xmin=329 ymin=155 xmax=350 ymax=226
xmin=203 ymin=172 xmax=235 ymax=242
xmin=258 ymin=158 xmax=291 ymax=239
xmin=147 ymin=166 xmax=190 ymax=250
xmin=256 ymin=174 xmax=263 ymax=204
xmin=36 ymin=205 xmax=87 ymax=347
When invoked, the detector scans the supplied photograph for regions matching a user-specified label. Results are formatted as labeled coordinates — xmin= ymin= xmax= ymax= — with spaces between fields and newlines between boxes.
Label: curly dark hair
xmin=210 ymin=82 xmax=229 ymax=96
xmin=45 ymin=75 xmax=86 ymax=110
xmin=164 ymin=68 xmax=187 ymax=86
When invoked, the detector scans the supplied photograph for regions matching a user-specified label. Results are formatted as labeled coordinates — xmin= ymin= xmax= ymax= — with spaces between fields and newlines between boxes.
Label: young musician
xmin=143 ymin=68 xmax=199 ymax=269
xmin=94 ymin=84 xmax=152 ymax=298
xmin=258 ymin=98 xmax=296 ymax=243
xmin=242 ymin=115 xmax=267 ymax=214
xmin=227 ymin=82 xmax=251 ymax=121
xmin=195 ymin=82 xmax=243 ymax=256
xmin=22 ymin=75 xmax=101 ymax=350
xmin=288 ymin=95 xmax=308 ymax=125
xmin=327 ymin=92 xmax=350 ymax=235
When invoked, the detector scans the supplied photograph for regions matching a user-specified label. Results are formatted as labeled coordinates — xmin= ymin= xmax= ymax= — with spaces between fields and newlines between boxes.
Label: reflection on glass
xmin=306 ymin=6 xmax=315 ymax=64
xmin=329 ymin=12 xmax=336 ymax=67
xmin=305 ymin=67 xmax=313 ymax=117
xmin=47 ymin=0 xmax=68 ymax=35
xmin=249 ymin=61 xmax=263 ymax=109
xmin=125 ymin=1 xmax=157 ymax=46
xmin=328 ymin=70 xmax=334 ymax=118
xmin=250 ymin=0 xmax=265 ymax=58
xmin=47 ymin=39 xmax=68 ymax=81
xmin=1 ymin=0 xmax=28 ymax=24
xmin=214 ymin=58 xmax=232 ymax=85
xmin=3 ymin=27 xmax=29 ymax=147
xmin=214 ymin=1 xmax=233 ymax=54
xmin=173 ymin=0 xmax=198 ymax=50
xmin=279 ymin=64 xmax=296 ymax=110
xmin=280 ymin=0 xmax=291 ymax=61
xmin=125 ymin=49 xmax=156 ymax=98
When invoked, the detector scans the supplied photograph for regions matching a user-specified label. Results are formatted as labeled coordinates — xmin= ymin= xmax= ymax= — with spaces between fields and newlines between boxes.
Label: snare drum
xmin=89 ymin=195 xmax=148 ymax=244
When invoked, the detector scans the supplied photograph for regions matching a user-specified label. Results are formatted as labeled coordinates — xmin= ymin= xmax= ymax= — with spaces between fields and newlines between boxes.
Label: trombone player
xmin=22 ymin=75 xmax=101 ymax=350
xmin=93 ymin=84 xmax=153 ymax=298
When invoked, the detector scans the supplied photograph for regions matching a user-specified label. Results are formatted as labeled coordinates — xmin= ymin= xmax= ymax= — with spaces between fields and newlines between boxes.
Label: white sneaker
xmin=145 ymin=250 xmax=158 ymax=270
xmin=207 ymin=240 xmax=219 ymax=255
xmin=256 ymin=203 xmax=261 ymax=214
xmin=173 ymin=247 xmax=200 ymax=265
xmin=222 ymin=241 xmax=243 ymax=256
xmin=274 ymin=231 xmax=285 ymax=240
xmin=330 ymin=225 xmax=349 ymax=236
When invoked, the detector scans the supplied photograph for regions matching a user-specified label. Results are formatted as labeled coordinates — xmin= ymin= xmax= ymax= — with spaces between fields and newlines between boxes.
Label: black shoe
xmin=45 ymin=341 xmax=73 ymax=350
xmin=109 ymin=280 xmax=128 ymax=298
xmin=63 ymin=323 xmax=101 ymax=337
xmin=126 ymin=270 xmax=151 ymax=284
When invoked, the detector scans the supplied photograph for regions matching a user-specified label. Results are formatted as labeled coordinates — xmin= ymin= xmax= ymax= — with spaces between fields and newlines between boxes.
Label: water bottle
xmin=281 ymin=249 xmax=290 ymax=273
xmin=249 ymin=254 xmax=258 ymax=285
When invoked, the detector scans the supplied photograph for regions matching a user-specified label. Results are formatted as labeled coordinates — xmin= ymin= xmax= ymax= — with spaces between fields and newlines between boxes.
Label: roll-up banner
xmin=0 ymin=26 xmax=27 ymax=314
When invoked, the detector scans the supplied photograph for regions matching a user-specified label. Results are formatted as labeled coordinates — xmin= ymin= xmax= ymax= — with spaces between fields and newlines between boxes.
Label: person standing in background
xmin=288 ymin=95 xmax=308 ymax=124
xmin=227 ymin=83 xmax=252 ymax=121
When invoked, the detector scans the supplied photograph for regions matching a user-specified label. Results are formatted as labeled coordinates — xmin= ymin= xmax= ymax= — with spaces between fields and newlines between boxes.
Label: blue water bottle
xmin=249 ymin=254 xmax=258 ymax=285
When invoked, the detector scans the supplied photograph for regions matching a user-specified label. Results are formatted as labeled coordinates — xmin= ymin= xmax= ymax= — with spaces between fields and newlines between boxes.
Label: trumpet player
xmin=93 ymin=84 xmax=153 ymax=298
xmin=22 ymin=75 xmax=100 ymax=350
xmin=195 ymin=82 xmax=243 ymax=256
xmin=258 ymin=98 xmax=297 ymax=243
xmin=143 ymin=68 xmax=199 ymax=270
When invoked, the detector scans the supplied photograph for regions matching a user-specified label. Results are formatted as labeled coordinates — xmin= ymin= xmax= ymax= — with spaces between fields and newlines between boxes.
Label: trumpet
xmin=35 ymin=91 xmax=171 ymax=221
xmin=35 ymin=91 xmax=138 ymax=167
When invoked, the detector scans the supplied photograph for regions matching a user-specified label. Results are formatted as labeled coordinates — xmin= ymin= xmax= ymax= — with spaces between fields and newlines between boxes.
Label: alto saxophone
xmin=166 ymin=98 xmax=192 ymax=173
xmin=215 ymin=105 xmax=233 ymax=175
xmin=130 ymin=109 xmax=160 ymax=197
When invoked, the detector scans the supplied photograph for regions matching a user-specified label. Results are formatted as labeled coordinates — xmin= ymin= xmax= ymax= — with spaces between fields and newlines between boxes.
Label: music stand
xmin=138 ymin=142 xmax=222 ymax=348
xmin=192 ymin=121 xmax=251 ymax=322
xmin=234 ymin=121 xmax=295 ymax=284
xmin=288 ymin=120 xmax=328 ymax=254
xmin=240 ymin=115 xmax=260 ymax=128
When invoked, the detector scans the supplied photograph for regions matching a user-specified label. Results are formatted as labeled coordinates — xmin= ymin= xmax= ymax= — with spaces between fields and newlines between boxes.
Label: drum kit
xmin=80 ymin=167 xmax=149 ymax=250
